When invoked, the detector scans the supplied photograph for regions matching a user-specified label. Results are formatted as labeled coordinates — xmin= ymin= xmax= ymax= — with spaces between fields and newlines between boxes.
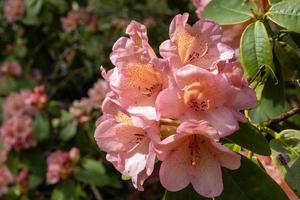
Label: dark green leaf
xmin=33 ymin=112 xmax=50 ymax=142
xmin=51 ymin=181 xmax=78 ymax=200
xmin=21 ymin=149 xmax=46 ymax=176
xmin=163 ymin=185 xmax=209 ymax=200
xmin=226 ymin=123 xmax=271 ymax=156
xmin=203 ymin=0 xmax=256 ymax=25
xmin=267 ymin=0 xmax=300 ymax=33
xmin=60 ymin=123 xmax=77 ymax=141
xmin=270 ymin=129 xmax=300 ymax=196
xmin=240 ymin=21 xmax=273 ymax=77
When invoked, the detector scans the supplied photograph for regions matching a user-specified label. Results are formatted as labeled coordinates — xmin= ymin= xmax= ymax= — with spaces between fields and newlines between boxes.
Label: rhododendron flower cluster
xmin=4 ymin=0 xmax=25 ymax=23
xmin=46 ymin=148 xmax=80 ymax=184
xmin=70 ymin=79 xmax=109 ymax=124
xmin=95 ymin=13 xmax=256 ymax=198
xmin=0 ymin=61 xmax=22 ymax=77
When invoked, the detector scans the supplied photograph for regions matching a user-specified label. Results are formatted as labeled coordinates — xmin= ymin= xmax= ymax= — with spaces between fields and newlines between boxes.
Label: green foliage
xmin=240 ymin=21 xmax=273 ymax=77
xmin=267 ymin=0 xmax=300 ymax=33
xmin=203 ymin=0 xmax=256 ymax=25
xmin=226 ymin=123 xmax=271 ymax=156
xmin=270 ymin=129 xmax=300 ymax=196
xmin=33 ymin=111 xmax=50 ymax=142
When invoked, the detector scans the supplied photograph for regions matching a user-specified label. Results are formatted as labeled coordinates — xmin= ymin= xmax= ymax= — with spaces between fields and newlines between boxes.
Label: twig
xmin=91 ymin=185 xmax=103 ymax=200
xmin=266 ymin=107 xmax=300 ymax=125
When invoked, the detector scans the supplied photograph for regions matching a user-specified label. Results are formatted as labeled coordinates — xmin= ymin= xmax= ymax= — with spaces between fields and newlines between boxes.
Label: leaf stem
xmin=258 ymin=126 xmax=281 ymax=139
xmin=91 ymin=185 xmax=103 ymax=200
xmin=265 ymin=107 xmax=300 ymax=125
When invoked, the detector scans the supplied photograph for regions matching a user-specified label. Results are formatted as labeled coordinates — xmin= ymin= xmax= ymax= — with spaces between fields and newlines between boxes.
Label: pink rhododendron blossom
xmin=46 ymin=150 xmax=75 ymax=184
xmin=23 ymin=85 xmax=48 ymax=108
xmin=192 ymin=0 xmax=211 ymax=18
xmin=4 ymin=0 xmax=25 ymax=23
xmin=69 ymin=98 xmax=92 ymax=124
xmin=0 ymin=142 xmax=10 ymax=164
xmin=0 ymin=165 xmax=13 ymax=197
xmin=3 ymin=93 xmax=27 ymax=121
xmin=106 ymin=20 xmax=166 ymax=120
xmin=0 ymin=115 xmax=37 ymax=151
xmin=156 ymin=64 xmax=256 ymax=136
xmin=94 ymin=97 xmax=159 ymax=190
xmin=160 ymin=13 xmax=234 ymax=71
xmin=61 ymin=10 xmax=98 ymax=32
xmin=69 ymin=147 xmax=80 ymax=164
xmin=155 ymin=121 xmax=240 ymax=197
xmin=88 ymin=79 xmax=110 ymax=109
xmin=0 ymin=61 xmax=22 ymax=77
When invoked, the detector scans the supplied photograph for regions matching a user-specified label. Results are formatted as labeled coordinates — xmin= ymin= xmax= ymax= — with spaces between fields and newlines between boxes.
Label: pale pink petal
xmin=159 ymin=140 xmax=190 ymax=192
xmin=169 ymin=13 xmax=189 ymax=39
xmin=190 ymin=155 xmax=223 ymax=198
xmin=155 ymin=87 xmax=186 ymax=119
xmin=201 ymin=107 xmax=239 ymax=137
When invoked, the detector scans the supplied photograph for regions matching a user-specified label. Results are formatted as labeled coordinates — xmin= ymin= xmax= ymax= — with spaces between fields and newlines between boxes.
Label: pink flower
xmin=0 ymin=165 xmax=13 ymax=197
xmin=0 ymin=115 xmax=37 ymax=151
xmin=23 ymin=85 xmax=48 ymax=109
xmin=61 ymin=11 xmax=79 ymax=32
xmin=46 ymin=150 xmax=74 ymax=184
xmin=0 ymin=142 xmax=10 ymax=164
xmin=88 ymin=79 xmax=110 ymax=109
xmin=155 ymin=121 xmax=240 ymax=198
xmin=106 ymin=20 xmax=166 ymax=120
xmin=69 ymin=98 xmax=92 ymax=124
xmin=156 ymin=64 xmax=256 ymax=136
xmin=0 ymin=61 xmax=22 ymax=77
xmin=69 ymin=147 xmax=80 ymax=164
xmin=94 ymin=96 xmax=159 ymax=190
xmin=4 ymin=0 xmax=25 ymax=23
xmin=3 ymin=93 xmax=26 ymax=121
xmin=192 ymin=0 xmax=211 ymax=18
xmin=159 ymin=13 xmax=233 ymax=71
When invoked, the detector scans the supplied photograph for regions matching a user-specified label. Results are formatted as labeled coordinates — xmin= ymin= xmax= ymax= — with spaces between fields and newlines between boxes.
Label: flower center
xmin=175 ymin=28 xmax=208 ymax=65
xmin=125 ymin=63 xmax=162 ymax=98
xmin=183 ymin=82 xmax=212 ymax=112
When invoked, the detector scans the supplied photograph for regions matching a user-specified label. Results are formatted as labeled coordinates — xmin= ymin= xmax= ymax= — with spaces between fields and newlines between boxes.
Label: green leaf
xmin=23 ymin=0 xmax=43 ymax=25
xmin=33 ymin=112 xmax=50 ymax=142
xmin=164 ymin=156 xmax=289 ymax=199
xmin=82 ymin=158 xmax=106 ymax=175
xmin=21 ymin=149 xmax=47 ymax=176
xmin=28 ymin=174 xmax=43 ymax=189
xmin=60 ymin=110 xmax=75 ymax=126
xmin=51 ymin=181 xmax=78 ymax=200
xmin=268 ymin=0 xmax=282 ymax=4
xmin=226 ymin=123 xmax=271 ymax=156
xmin=270 ymin=129 xmax=300 ymax=196
xmin=274 ymin=40 xmax=300 ymax=80
xmin=240 ymin=21 xmax=273 ymax=77
xmin=202 ymin=0 xmax=256 ymax=25
xmin=60 ymin=123 xmax=77 ymax=141
xmin=267 ymin=0 xmax=300 ymax=33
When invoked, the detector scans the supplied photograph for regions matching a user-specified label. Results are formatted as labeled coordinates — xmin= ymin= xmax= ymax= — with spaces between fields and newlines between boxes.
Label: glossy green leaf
xmin=60 ymin=123 xmax=77 ymax=141
xmin=240 ymin=21 xmax=273 ymax=77
xmin=270 ymin=129 xmax=300 ymax=196
xmin=267 ymin=0 xmax=300 ymax=33
xmin=164 ymin=156 xmax=288 ymax=199
xmin=226 ymin=123 xmax=271 ymax=156
xmin=33 ymin=112 xmax=50 ymax=142
xmin=51 ymin=181 xmax=78 ymax=200
xmin=274 ymin=40 xmax=300 ymax=80
xmin=202 ymin=0 xmax=256 ymax=25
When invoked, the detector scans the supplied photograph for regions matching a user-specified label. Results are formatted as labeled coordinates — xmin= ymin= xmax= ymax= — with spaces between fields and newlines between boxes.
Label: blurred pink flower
xmin=46 ymin=150 xmax=74 ymax=184
xmin=0 ymin=165 xmax=13 ymax=197
xmin=61 ymin=11 xmax=79 ymax=32
xmin=156 ymin=121 xmax=240 ymax=198
xmin=160 ymin=13 xmax=233 ymax=71
xmin=23 ymin=85 xmax=48 ymax=109
xmin=16 ymin=169 xmax=29 ymax=194
xmin=69 ymin=98 xmax=92 ymax=124
xmin=61 ymin=10 xmax=98 ymax=32
xmin=88 ymin=79 xmax=110 ymax=109
xmin=94 ymin=96 xmax=159 ymax=190
xmin=192 ymin=0 xmax=211 ymax=18
xmin=0 ymin=115 xmax=37 ymax=151
xmin=0 ymin=142 xmax=10 ymax=164
xmin=0 ymin=61 xmax=22 ymax=77
xmin=4 ymin=0 xmax=25 ymax=23
xmin=69 ymin=147 xmax=80 ymax=164
xmin=2 ymin=92 xmax=35 ymax=121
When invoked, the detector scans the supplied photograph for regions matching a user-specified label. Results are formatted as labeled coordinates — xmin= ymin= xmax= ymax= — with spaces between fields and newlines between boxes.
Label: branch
xmin=266 ymin=107 xmax=300 ymax=125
